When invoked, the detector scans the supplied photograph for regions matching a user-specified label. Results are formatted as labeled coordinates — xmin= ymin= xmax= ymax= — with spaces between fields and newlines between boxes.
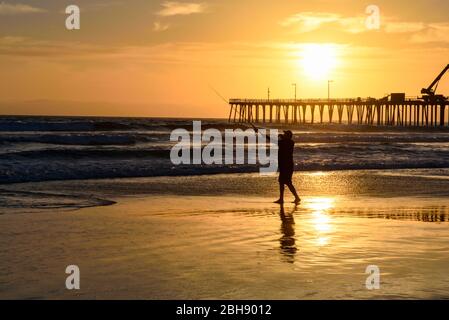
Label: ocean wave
xmin=0 ymin=118 xmax=181 ymax=132
xmin=0 ymin=188 xmax=115 ymax=211
xmin=2 ymin=141 xmax=448 ymax=162
xmin=0 ymin=133 xmax=159 ymax=146
xmin=293 ymin=133 xmax=449 ymax=144
xmin=0 ymin=117 xmax=248 ymax=132
xmin=1 ymin=148 xmax=171 ymax=159
xmin=0 ymin=119 xmax=129 ymax=132
xmin=2 ymin=158 xmax=449 ymax=184
xmin=2 ymin=132 xmax=449 ymax=149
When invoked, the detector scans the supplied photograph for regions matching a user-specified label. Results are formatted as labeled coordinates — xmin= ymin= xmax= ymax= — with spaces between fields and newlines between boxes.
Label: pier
xmin=228 ymin=98 xmax=449 ymax=127
xmin=229 ymin=64 xmax=449 ymax=127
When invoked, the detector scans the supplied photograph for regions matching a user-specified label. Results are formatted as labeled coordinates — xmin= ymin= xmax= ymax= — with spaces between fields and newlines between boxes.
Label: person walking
xmin=274 ymin=130 xmax=301 ymax=204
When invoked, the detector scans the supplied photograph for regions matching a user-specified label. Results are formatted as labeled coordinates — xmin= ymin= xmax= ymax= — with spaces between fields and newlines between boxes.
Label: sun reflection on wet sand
xmin=305 ymin=197 xmax=335 ymax=246
xmin=304 ymin=171 xmax=329 ymax=177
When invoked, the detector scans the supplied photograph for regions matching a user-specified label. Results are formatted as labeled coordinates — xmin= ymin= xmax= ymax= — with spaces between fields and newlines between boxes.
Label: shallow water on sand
xmin=2 ymin=168 xmax=449 ymax=211
xmin=1 ymin=170 xmax=449 ymax=299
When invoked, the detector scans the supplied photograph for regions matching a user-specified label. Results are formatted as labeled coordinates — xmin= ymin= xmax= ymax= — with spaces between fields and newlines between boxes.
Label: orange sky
xmin=0 ymin=0 xmax=448 ymax=117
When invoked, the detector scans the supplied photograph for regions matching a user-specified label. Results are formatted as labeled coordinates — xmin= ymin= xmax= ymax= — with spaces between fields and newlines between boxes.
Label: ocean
xmin=1 ymin=115 xmax=449 ymax=184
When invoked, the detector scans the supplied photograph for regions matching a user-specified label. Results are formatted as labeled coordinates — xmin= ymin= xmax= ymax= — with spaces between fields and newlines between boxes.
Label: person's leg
xmin=275 ymin=182 xmax=285 ymax=203
xmin=286 ymin=182 xmax=301 ymax=203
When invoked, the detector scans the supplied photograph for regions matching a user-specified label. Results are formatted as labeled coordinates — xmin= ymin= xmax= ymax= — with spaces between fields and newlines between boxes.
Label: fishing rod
xmin=208 ymin=84 xmax=263 ymax=131
xmin=209 ymin=85 xmax=229 ymax=105
xmin=208 ymin=85 xmax=275 ymax=144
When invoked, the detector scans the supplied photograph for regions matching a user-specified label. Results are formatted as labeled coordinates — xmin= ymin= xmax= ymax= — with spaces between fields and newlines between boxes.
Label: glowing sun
xmin=300 ymin=44 xmax=339 ymax=80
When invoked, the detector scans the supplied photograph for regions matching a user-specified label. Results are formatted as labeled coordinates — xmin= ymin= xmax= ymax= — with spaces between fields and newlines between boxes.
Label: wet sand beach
xmin=1 ymin=169 xmax=449 ymax=299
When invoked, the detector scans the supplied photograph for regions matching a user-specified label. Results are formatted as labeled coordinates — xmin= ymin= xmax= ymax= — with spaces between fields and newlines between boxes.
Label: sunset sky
xmin=0 ymin=0 xmax=449 ymax=117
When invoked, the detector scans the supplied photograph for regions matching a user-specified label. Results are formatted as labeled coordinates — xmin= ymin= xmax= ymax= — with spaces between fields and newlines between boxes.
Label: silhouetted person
xmin=275 ymin=130 xmax=300 ymax=204
xmin=251 ymin=125 xmax=300 ymax=204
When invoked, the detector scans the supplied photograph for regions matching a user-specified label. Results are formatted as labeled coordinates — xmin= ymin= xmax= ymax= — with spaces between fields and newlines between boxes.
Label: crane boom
xmin=421 ymin=64 xmax=449 ymax=95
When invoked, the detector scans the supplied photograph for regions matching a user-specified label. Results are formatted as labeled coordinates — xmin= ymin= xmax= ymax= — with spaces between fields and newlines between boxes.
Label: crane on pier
xmin=421 ymin=64 xmax=449 ymax=103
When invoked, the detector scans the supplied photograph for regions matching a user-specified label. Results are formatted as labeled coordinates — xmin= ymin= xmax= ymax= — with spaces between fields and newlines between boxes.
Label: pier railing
xmin=230 ymin=98 xmax=367 ymax=104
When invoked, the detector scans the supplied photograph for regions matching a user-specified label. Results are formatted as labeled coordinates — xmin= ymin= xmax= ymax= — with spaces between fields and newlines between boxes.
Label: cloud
xmin=0 ymin=36 xmax=118 ymax=59
xmin=279 ymin=12 xmax=340 ymax=32
xmin=410 ymin=23 xmax=449 ymax=43
xmin=280 ymin=11 xmax=449 ymax=41
xmin=85 ymin=1 xmax=124 ymax=11
xmin=0 ymin=37 xmax=327 ymax=67
xmin=280 ymin=12 xmax=366 ymax=34
xmin=0 ymin=36 xmax=26 ymax=44
xmin=156 ymin=1 xmax=206 ymax=17
xmin=338 ymin=16 xmax=366 ymax=34
xmin=0 ymin=2 xmax=46 ymax=15
xmin=384 ymin=21 xmax=425 ymax=33
xmin=153 ymin=22 xmax=170 ymax=32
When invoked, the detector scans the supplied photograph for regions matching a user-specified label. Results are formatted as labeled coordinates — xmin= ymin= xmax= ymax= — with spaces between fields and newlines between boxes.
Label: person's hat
xmin=283 ymin=130 xmax=293 ymax=138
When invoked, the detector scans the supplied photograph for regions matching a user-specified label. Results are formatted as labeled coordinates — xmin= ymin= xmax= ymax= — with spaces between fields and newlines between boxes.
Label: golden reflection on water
xmin=307 ymin=197 xmax=335 ymax=247
xmin=306 ymin=197 xmax=335 ymax=212
xmin=304 ymin=171 xmax=329 ymax=177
